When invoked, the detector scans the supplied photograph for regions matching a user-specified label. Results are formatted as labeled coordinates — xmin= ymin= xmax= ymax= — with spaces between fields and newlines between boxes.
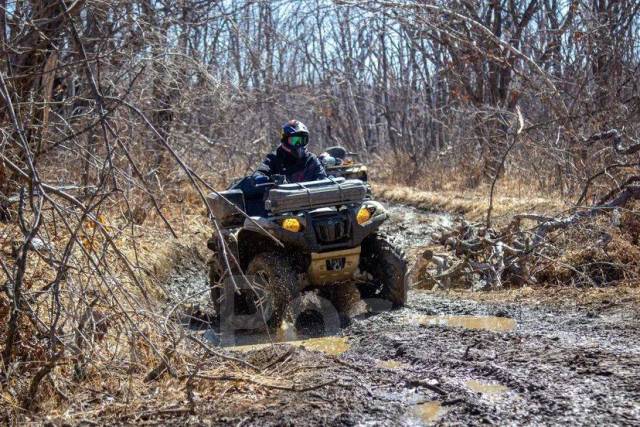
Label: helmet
xmin=280 ymin=119 xmax=309 ymax=159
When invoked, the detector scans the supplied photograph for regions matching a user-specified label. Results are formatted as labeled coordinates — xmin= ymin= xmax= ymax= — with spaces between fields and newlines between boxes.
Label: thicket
xmin=1 ymin=0 xmax=639 ymax=421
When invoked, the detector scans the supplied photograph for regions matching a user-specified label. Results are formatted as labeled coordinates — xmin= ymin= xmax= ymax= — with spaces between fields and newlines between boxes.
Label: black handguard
xmin=252 ymin=174 xmax=273 ymax=188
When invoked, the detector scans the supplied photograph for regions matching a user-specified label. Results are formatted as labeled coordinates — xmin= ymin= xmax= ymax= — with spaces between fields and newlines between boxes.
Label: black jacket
xmin=254 ymin=146 xmax=327 ymax=183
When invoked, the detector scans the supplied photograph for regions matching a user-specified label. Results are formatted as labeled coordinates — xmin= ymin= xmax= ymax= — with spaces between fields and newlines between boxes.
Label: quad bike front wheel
xmin=244 ymin=253 xmax=298 ymax=330
xmin=358 ymin=234 xmax=408 ymax=308
xmin=210 ymin=252 xmax=296 ymax=330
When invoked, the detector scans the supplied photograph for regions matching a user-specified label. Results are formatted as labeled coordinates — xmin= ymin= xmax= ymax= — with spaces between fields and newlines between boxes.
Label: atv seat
xmin=323 ymin=146 xmax=348 ymax=159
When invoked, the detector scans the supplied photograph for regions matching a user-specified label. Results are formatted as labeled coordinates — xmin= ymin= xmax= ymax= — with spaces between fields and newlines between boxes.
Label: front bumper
xmin=242 ymin=201 xmax=387 ymax=253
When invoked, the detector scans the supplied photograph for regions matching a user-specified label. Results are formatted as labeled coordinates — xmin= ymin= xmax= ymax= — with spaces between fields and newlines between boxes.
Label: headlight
xmin=356 ymin=207 xmax=373 ymax=225
xmin=281 ymin=217 xmax=302 ymax=232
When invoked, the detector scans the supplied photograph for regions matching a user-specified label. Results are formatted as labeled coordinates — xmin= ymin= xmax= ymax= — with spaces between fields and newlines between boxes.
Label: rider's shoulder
xmin=268 ymin=148 xmax=283 ymax=160
xmin=305 ymin=151 xmax=320 ymax=162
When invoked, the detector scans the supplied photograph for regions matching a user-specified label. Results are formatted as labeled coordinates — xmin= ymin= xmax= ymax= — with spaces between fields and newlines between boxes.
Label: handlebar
xmin=254 ymin=181 xmax=276 ymax=188
xmin=253 ymin=174 xmax=288 ymax=188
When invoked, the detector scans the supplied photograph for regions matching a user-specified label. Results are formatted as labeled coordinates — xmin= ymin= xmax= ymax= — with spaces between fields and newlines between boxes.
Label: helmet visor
xmin=288 ymin=135 xmax=308 ymax=147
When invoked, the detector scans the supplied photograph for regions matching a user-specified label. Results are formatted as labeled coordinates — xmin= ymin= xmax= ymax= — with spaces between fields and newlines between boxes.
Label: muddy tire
xmin=241 ymin=252 xmax=298 ymax=330
xmin=207 ymin=254 xmax=225 ymax=313
xmin=359 ymin=234 xmax=408 ymax=308
xmin=208 ymin=252 xmax=243 ymax=320
xmin=288 ymin=291 xmax=341 ymax=336
xmin=208 ymin=232 xmax=239 ymax=311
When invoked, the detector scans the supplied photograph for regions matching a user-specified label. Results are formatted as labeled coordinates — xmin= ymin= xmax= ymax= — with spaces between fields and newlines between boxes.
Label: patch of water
xmin=411 ymin=401 xmax=446 ymax=424
xmin=230 ymin=336 xmax=350 ymax=355
xmin=204 ymin=319 xmax=350 ymax=355
xmin=415 ymin=315 xmax=516 ymax=332
xmin=466 ymin=380 xmax=510 ymax=395
xmin=377 ymin=359 xmax=410 ymax=370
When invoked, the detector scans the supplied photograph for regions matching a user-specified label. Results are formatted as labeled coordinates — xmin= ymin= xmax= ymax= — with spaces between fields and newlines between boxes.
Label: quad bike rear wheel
xmin=207 ymin=254 xmax=225 ymax=314
xmin=358 ymin=234 xmax=408 ymax=308
xmin=208 ymin=232 xmax=240 ymax=314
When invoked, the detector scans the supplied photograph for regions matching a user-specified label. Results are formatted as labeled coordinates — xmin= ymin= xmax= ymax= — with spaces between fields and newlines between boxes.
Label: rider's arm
xmin=253 ymin=153 xmax=277 ymax=178
xmin=306 ymin=155 xmax=328 ymax=181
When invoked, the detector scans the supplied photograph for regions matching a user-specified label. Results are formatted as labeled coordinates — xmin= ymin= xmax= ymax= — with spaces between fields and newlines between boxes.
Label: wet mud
xmin=169 ymin=204 xmax=640 ymax=425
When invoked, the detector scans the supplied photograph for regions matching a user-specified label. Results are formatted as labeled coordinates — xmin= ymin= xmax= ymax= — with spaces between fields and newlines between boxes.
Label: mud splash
xmin=417 ymin=315 xmax=516 ymax=332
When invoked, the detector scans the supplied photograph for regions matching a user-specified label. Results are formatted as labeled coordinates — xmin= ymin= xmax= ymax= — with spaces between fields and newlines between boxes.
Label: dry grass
xmin=374 ymin=183 xmax=565 ymax=224
xmin=534 ymin=204 xmax=640 ymax=288
xmin=0 ymin=191 xmax=216 ymax=420
xmin=37 ymin=345 xmax=321 ymax=424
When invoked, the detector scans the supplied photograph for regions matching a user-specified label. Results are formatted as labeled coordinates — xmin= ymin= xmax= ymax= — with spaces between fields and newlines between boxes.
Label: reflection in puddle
xmin=413 ymin=401 xmax=445 ymax=423
xmin=231 ymin=336 xmax=350 ymax=355
xmin=277 ymin=321 xmax=299 ymax=342
xmin=418 ymin=315 xmax=516 ymax=332
xmin=204 ymin=321 xmax=350 ymax=355
xmin=466 ymin=380 xmax=510 ymax=395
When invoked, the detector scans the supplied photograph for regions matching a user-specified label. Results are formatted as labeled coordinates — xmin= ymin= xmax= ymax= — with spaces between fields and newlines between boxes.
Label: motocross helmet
xmin=280 ymin=119 xmax=309 ymax=159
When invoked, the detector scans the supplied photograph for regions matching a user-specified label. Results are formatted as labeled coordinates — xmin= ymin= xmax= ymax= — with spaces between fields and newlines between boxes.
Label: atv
xmin=319 ymin=146 xmax=368 ymax=182
xmin=206 ymin=167 xmax=407 ymax=331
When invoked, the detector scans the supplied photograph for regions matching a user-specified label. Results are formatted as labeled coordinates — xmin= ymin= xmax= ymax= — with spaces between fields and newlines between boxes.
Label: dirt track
xmin=171 ymin=205 xmax=640 ymax=425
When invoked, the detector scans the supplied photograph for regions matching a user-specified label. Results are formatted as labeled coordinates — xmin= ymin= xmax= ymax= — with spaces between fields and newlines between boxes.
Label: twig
xmin=187 ymin=334 xmax=260 ymax=371
xmin=486 ymin=106 xmax=524 ymax=228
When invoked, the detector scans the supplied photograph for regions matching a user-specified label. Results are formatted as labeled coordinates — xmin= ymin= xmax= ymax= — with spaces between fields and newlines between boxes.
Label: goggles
xmin=287 ymin=135 xmax=308 ymax=147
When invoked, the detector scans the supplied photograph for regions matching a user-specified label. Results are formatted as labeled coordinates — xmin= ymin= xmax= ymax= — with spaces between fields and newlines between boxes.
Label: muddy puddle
xmin=377 ymin=359 xmax=410 ymax=370
xmin=411 ymin=401 xmax=446 ymax=424
xmin=230 ymin=335 xmax=350 ymax=355
xmin=202 ymin=320 xmax=350 ymax=355
xmin=466 ymin=380 xmax=511 ymax=396
xmin=415 ymin=314 xmax=516 ymax=332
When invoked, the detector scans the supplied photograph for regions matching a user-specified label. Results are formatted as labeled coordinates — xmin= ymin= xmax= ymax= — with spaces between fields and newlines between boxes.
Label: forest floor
xmin=155 ymin=203 xmax=640 ymax=426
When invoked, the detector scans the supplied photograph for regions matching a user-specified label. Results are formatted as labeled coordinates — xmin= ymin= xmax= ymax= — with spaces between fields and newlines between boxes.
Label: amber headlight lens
xmin=356 ymin=207 xmax=372 ymax=225
xmin=281 ymin=218 xmax=302 ymax=232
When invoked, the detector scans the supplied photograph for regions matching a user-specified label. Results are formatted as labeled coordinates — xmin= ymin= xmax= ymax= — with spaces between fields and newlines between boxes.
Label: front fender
xmin=242 ymin=216 xmax=309 ymax=248
xmin=352 ymin=200 xmax=388 ymax=241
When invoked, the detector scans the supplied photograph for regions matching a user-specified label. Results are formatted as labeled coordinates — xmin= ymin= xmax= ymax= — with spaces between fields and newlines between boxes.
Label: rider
xmin=253 ymin=120 xmax=327 ymax=183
